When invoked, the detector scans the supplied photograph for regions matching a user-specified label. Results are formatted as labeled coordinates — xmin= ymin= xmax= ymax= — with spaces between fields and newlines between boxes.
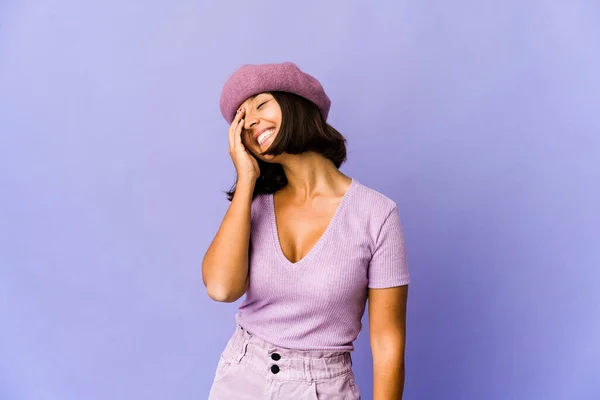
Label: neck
xmin=277 ymin=152 xmax=349 ymax=200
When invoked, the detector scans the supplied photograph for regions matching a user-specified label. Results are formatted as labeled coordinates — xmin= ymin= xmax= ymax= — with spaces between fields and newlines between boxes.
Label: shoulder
xmin=344 ymin=179 xmax=402 ymax=246
xmin=344 ymin=180 xmax=404 ymax=250
xmin=250 ymin=192 xmax=271 ymax=222
xmin=350 ymin=179 xmax=398 ymax=219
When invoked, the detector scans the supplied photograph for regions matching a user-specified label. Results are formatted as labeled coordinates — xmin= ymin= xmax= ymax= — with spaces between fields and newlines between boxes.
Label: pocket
xmin=213 ymin=355 xmax=233 ymax=383
xmin=348 ymin=376 xmax=361 ymax=399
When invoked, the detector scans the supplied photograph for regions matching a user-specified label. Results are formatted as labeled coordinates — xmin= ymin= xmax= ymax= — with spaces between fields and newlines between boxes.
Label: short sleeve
xmin=368 ymin=206 xmax=410 ymax=289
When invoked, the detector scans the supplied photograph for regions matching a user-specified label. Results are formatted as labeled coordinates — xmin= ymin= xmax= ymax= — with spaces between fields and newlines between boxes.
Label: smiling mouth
xmin=257 ymin=128 xmax=275 ymax=145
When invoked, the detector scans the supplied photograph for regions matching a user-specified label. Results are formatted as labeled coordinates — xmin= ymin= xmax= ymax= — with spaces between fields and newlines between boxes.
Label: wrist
xmin=236 ymin=177 xmax=257 ymax=192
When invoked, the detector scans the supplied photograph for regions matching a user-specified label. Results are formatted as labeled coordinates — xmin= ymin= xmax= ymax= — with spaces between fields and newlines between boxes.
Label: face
xmin=239 ymin=92 xmax=282 ymax=162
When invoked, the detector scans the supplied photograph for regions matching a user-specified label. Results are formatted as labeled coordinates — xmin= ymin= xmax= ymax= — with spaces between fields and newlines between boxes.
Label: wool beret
xmin=219 ymin=62 xmax=331 ymax=124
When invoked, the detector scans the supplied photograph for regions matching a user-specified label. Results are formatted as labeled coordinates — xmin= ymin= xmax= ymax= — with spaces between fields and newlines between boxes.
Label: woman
xmin=202 ymin=62 xmax=410 ymax=399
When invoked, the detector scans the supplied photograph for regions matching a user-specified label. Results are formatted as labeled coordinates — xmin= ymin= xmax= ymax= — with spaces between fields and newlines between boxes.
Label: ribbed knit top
xmin=234 ymin=178 xmax=410 ymax=351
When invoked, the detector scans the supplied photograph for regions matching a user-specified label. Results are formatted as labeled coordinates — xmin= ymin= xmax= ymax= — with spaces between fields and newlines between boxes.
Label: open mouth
xmin=257 ymin=128 xmax=275 ymax=145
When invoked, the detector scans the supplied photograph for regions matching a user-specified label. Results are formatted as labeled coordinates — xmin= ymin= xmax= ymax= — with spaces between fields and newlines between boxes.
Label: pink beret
xmin=219 ymin=62 xmax=331 ymax=124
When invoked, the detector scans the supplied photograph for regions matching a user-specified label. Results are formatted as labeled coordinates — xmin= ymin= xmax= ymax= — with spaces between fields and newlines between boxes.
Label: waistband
xmin=221 ymin=323 xmax=354 ymax=383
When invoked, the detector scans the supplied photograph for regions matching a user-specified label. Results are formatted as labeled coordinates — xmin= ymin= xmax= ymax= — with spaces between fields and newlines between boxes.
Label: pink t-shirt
xmin=235 ymin=178 xmax=410 ymax=351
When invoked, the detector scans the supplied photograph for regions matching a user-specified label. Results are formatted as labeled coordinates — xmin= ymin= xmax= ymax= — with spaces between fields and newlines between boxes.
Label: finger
xmin=237 ymin=109 xmax=246 ymax=141
xmin=234 ymin=117 xmax=245 ymax=149
xmin=228 ymin=109 xmax=241 ymax=143
xmin=231 ymin=107 xmax=245 ymax=127
xmin=230 ymin=119 xmax=244 ymax=153
xmin=229 ymin=109 xmax=244 ymax=150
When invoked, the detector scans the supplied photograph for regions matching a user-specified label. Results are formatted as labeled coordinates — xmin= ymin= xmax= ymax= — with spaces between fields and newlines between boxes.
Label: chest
xmin=246 ymin=192 xmax=372 ymax=305
xmin=274 ymin=194 xmax=342 ymax=265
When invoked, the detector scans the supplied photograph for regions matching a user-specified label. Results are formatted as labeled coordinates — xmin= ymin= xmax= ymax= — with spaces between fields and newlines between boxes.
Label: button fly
xmin=271 ymin=352 xmax=281 ymax=361
xmin=270 ymin=364 xmax=280 ymax=374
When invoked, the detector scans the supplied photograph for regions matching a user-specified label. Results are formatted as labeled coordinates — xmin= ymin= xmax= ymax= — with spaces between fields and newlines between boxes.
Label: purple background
xmin=1 ymin=1 xmax=599 ymax=399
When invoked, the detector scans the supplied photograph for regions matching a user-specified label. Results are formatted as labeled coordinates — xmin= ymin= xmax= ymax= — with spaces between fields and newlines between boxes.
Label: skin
xmin=369 ymin=285 xmax=409 ymax=400
xmin=205 ymin=92 xmax=409 ymax=399
xmin=237 ymin=92 xmax=281 ymax=164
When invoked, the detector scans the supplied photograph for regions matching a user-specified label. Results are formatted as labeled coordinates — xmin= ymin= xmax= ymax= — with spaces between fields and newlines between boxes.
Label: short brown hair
xmin=225 ymin=91 xmax=347 ymax=201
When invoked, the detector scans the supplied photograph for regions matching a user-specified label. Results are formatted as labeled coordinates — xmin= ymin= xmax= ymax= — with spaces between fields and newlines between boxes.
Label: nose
xmin=243 ymin=110 xmax=259 ymax=130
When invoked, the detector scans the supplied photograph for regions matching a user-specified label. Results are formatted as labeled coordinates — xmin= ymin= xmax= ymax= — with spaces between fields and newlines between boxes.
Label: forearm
xmin=202 ymin=179 xmax=255 ymax=302
xmin=372 ymin=344 xmax=405 ymax=400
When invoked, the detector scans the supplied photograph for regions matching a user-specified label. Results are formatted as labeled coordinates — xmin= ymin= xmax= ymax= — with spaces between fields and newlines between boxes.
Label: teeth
xmin=257 ymin=129 xmax=275 ymax=145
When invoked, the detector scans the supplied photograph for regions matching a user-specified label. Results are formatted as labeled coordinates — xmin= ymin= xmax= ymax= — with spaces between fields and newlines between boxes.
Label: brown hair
xmin=225 ymin=91 xmax=347 ymax=201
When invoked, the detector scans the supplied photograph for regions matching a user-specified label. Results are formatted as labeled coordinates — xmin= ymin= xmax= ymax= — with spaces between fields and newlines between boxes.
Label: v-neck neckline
xmin=269 ymin=178 xmax=356 ymax=267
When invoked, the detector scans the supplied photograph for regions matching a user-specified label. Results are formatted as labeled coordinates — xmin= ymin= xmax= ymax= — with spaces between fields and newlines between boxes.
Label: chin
xmin=255 ymin=153 xmax=277 ymax=163
xmin=253 ymin=140 xmax=278 ymax=161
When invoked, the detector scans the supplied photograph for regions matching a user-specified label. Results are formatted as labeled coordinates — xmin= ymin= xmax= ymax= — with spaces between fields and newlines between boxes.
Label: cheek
xmin=242 ymin=136 xmax=260 ymax=156
xmin=264 ymin=104 xmax=282 ymax=124
xmin=241 ymin=132 xmax=254 ymax=147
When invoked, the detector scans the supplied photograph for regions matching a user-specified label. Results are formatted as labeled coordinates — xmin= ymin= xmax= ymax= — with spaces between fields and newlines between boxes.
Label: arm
xmin=201 ymin=179 xmax=254 ymax=302
xmin=369 ymin=284 xmax=409 ymax=400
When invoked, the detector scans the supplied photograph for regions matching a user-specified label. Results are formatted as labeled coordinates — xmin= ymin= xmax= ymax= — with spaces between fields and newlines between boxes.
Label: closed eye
xmin=257 ymin=100 xmax=269 ymax=109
